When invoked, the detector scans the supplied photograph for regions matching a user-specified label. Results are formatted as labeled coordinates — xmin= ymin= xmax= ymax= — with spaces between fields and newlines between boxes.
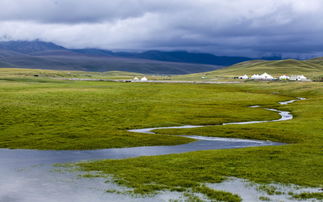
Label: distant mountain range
xmin=0 ymin=40 xmax=280 ymax=74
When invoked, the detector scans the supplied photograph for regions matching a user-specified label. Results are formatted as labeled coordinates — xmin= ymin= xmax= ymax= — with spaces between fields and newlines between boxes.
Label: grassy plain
xmin=0 ymin=69 xmax=282 ymax=150
xmin=0 ymin=68 xmax=322 ymax=201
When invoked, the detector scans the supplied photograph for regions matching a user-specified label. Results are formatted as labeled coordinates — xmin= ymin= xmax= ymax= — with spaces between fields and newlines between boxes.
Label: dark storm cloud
xmin=1 ymin=0 xmax=323 ymax=57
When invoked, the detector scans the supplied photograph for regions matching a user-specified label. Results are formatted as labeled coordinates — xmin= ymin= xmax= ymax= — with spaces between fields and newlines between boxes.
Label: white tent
xmin=251 ymin=74 xmax=261 ymax=80
xmin=279 ymin=75 xmax=290 ymax=80
xmin=141 ymin=77 xmax=148 ymax=81
xmin=297 ymin=75 xmax=307 ymax=81
xmin=290 ymin=75 xmax=308 ymax=81
xmin=239 ymin=74 xmax=249 ymax=79
xmin=259 ymin=73 xmax=274 ymax=80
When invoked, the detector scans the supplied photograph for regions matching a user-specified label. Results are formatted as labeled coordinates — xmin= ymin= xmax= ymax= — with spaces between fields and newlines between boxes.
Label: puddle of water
xmin=0 ymin=164 xmax=183 ymax=202
xmin=208 ymin=178 xmax=321 ymax=202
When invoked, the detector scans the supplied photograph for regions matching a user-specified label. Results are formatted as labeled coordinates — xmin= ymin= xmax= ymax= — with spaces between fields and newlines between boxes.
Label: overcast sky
xmin=1 ymin=0 xmax=323 ymax=58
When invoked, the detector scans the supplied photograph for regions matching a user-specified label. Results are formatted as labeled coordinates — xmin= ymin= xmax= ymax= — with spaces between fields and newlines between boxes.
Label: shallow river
xmin=0 ymin=98 xmax=305 ymax=202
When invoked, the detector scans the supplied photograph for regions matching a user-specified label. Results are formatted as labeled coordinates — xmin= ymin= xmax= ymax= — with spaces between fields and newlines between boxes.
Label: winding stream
xmin=0 ymin=97 xmax=305 ymax=202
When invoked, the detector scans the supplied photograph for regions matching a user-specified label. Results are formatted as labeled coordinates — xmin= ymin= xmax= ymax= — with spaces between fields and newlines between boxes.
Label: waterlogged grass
xmin=77 ymin=82 xmax=323 ymax=200
xmin=193 ymin=185 xmax=241 ymax=202
xmin=291 ymin=192 xmax=323 ymax=200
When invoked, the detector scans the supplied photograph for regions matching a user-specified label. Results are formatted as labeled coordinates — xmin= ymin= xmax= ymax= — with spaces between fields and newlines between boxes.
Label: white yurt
xmin=289 ymin=75 xmax=298 ymax=81
xmin=279 ymin=75 xmax=290 ymax=80
xmin=251 ymin=74 xmax=261 ymax=80
xmin=259 ymin=73 xmax=274 ymax=80
xmin=297 ymin=75 xmax=307 ymax=81
xmin=141 ymin=77 xmax=148 ymax=81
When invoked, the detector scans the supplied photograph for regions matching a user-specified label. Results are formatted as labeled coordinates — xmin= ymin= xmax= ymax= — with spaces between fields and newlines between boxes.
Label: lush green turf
xmin=0 ymin=71 xmax=283 ymax=150
xmin=77 ymin=82 xmax=323 ymax=200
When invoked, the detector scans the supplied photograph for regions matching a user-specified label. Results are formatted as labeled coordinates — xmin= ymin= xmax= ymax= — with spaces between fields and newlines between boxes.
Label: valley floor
xmin=0 ymin=71 xmax=322 ymax=201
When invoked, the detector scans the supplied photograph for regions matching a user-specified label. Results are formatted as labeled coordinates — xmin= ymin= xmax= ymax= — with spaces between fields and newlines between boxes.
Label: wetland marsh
xmin=0 ymin=70 xmax=322 ymax=201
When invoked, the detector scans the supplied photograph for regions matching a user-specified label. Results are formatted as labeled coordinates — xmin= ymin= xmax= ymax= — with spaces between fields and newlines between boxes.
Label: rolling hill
xmin=174 ymin=58 xmax=323 ymax=81
xmin=215 ymin=59 xmax=323 ymax=75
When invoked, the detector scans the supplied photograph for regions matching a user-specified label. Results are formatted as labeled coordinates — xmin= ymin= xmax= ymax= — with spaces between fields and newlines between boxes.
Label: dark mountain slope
xmin=0 ymin=41 xmax=65 ymax=54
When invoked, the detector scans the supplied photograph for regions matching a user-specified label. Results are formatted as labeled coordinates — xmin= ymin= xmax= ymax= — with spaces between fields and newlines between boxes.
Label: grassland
xmin=0 ymin=69 xmax=284 ymax=150
xmin=0 ymin=68 xmax=322 ymax=201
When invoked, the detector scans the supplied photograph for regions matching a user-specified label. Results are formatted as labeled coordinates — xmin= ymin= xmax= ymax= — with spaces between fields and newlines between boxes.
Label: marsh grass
xmin=291 ymin=192 xmax=323 ymax=200
xmin=76 ymin=82 xmax=322 ymax=200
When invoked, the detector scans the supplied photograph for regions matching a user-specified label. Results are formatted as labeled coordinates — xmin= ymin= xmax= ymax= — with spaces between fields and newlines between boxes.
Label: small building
xmin=141 ymin=77 xmax=148 ymax=81
xmin=279 ymin=75 xmax=290 ymax=80
xmin=297 ymin=75 xmax=307 ymax=81
xmin=133 ymin=77 xmax=139 ymax=81
xmin=251 ymin=74 xmax=261 ymax=80
xmin=290 ymin=75 xmax=308 ymax=81
xmin=238 ymin=74 xmax=249 ymax=79
xmin=259 ymin=73 xmax=274 ymax=80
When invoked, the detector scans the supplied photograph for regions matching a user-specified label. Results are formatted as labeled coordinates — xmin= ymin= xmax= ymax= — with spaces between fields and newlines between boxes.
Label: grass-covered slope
xmin=216 ymin=59 xmax=323 ymax=76
xmin=174 ymin=58 xmax=323 ymax=81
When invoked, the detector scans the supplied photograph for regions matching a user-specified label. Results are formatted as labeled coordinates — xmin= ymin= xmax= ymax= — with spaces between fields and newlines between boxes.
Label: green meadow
xmin=0 ymin=68 xmax=322 ymax=200
xmin=76 ymin=82 xmax=323 ymax=201
xmin=0 ymin=69 xmax=285 ymax=150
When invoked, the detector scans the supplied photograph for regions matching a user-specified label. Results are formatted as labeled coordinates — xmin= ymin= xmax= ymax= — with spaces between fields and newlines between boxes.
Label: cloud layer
xmin=1 ymin=0 xmax=323 ymax=57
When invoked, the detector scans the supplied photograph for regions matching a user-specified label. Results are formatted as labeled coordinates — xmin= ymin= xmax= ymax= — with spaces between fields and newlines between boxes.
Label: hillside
xmin=216 ymin=59 xmax=323 ymax=76
xmin=173 ymin=59 xmax=323 ymax=81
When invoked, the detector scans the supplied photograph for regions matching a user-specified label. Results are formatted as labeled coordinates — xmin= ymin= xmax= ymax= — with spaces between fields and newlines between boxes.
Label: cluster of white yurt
xmin=240 ymin=73 xmax=274 ymax=80
xmin=238 ymin=73 xmax=309 ymax=81
xmin=279 ymin=75 xmax=308 ymax=81
xmin=133 ymin=77 xmax=148 ymax=81
xmin=289 ymin=75 xmax=308 ymax=81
